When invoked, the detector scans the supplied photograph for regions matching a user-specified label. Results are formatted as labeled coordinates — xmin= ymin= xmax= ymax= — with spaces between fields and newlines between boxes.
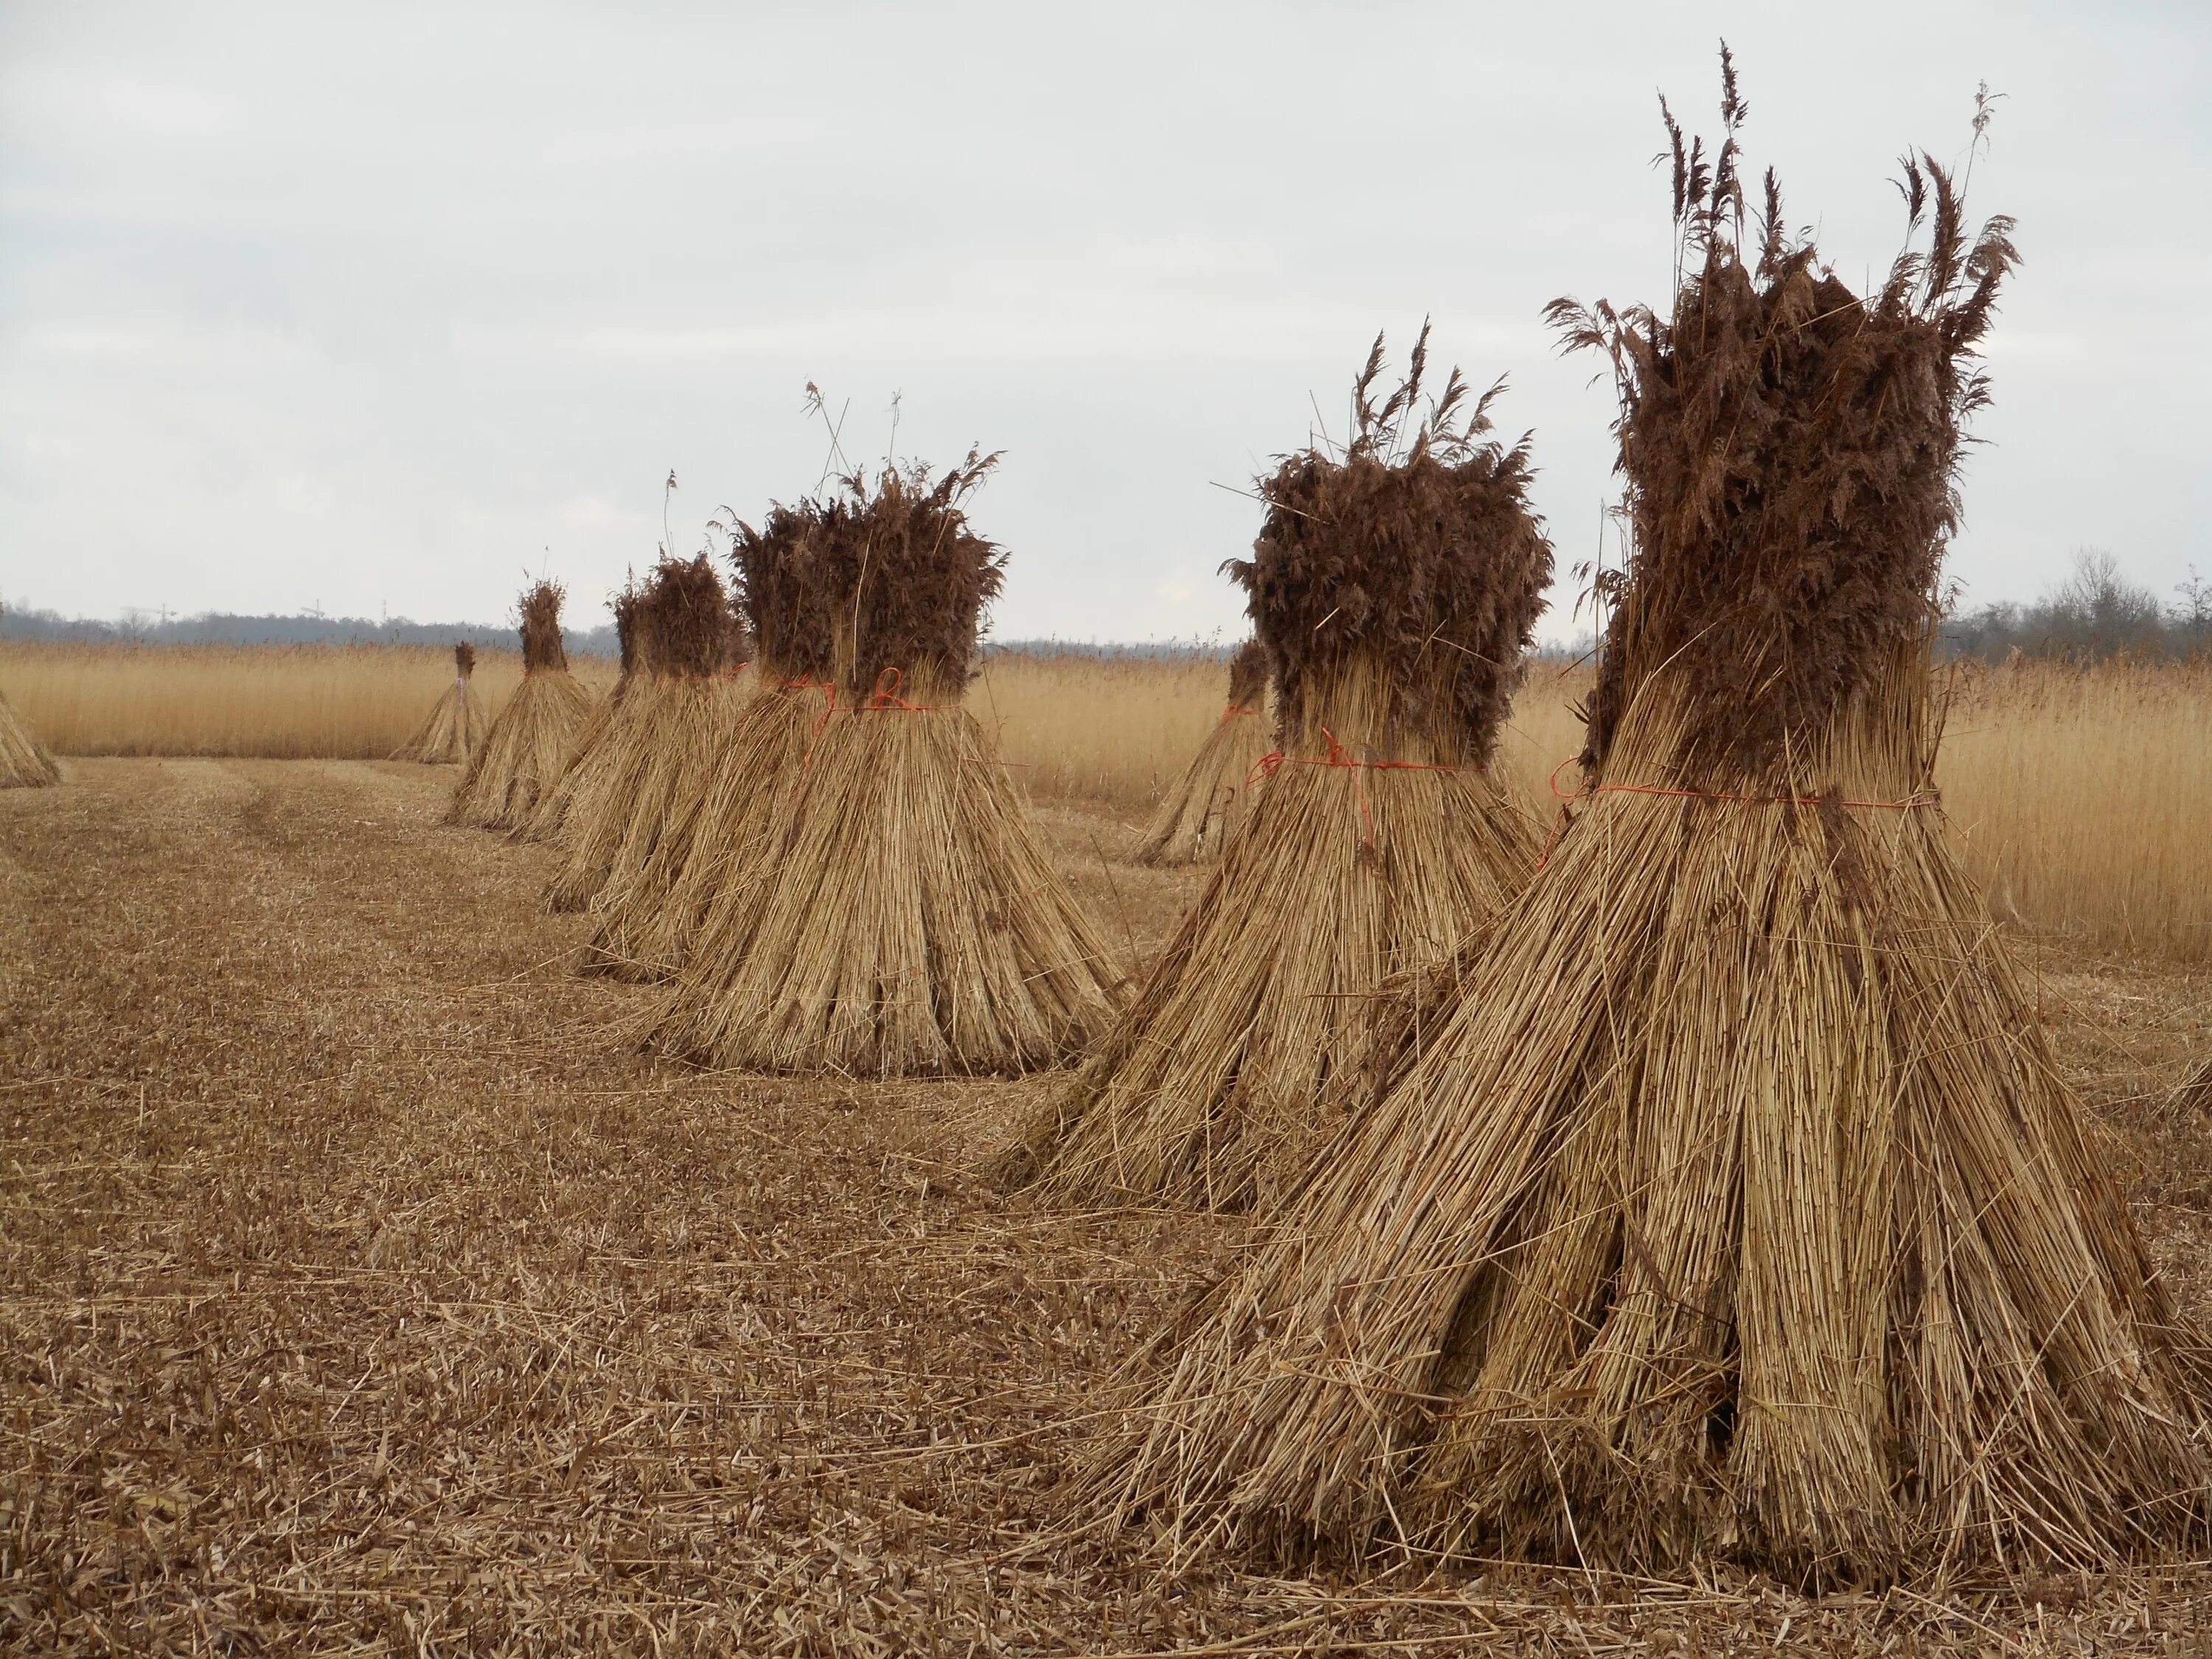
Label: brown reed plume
xmin=1002 ymin=331 xmax=1548 ymax=1209
xmin=644 ymin=456 xmax=1124 ymax=1076
xmin=585 ymin=502 xmax=834 ymax=980
xmin=389 ymin=641 xmax=486 ymax=765
xmin=548 ymin=554 xmax=748 ymax=915
xmin=446 ymin=582 xmax=594 ymax=831
xmin=1085 ymin=60 xmax=2204 ymax=1587
xmin=1131 ymin=639 xmax=1271 ymax=866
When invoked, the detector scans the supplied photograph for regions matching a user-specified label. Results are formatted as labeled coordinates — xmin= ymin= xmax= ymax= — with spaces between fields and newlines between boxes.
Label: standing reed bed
xmin=0 ymin=643 xmax=615 ymax=759
xmin=970 ymin=649 xmax=1231 ymax=809
xmin=1939 ymin=655 xmax=2212 ymax=961
xmin=10 ymin=638 xmax=2212 ymax=964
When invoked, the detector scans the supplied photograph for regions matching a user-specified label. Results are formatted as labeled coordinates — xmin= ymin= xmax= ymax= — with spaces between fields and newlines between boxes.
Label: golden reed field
xmin=9 ymin=639 xmax=2212 ymax=960
xmin=7 ymin=641 xmax=2212 ymax=1652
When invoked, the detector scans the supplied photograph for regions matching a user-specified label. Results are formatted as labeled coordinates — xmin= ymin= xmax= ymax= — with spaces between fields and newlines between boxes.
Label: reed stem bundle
xmin=389 ymin=642 xmax=485 ymax=765
xmin=1087 ymin=75 xmax=2205 ymax=1585
xmin=586 ymin=504 xmax=832 ymax=981
xmin=517 ymin=585 xmax=646 ymax=846
xmin=646 ymin=455 xmax=1124 ymax=1076
xmin=547 ymin=555 xmax=745 ymax=914
xmin=1006 ymin=337 xmax=1548 ymax=1209
xmin=447 ymin=585 xmax=595 ymax=830
xmin=1132 ymin=641 xmax=1271 ymax=866
xmin=0 ymin=686 xmax=60 ymax=787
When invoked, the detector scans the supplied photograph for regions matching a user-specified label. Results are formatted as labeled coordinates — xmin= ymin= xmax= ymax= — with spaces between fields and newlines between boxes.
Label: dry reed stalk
xmin=0 ymin=685 xmax=60 ymax=787
xmin=548 ymin=554 xmax=740 ymax=914
xmin=1004 ymin=333 xmax=1549 ymax=1209
xmin=1088 ymin=69 xmax=2206 ymax=1585
xmin=587 ymin=504 xmax=832 ymax=981
xmin=446 ymin=585 xmax=596 ymax=831
xmin=389 ymin=641 xmax=486 ymax=764
xmin=1131 ymin=640 xmax=1271 ymax=866
xmin=644 ymin=456 xmax=1125 ymax=1076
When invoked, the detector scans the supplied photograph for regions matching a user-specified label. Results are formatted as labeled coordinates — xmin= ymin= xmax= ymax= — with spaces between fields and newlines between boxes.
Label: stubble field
xmin=6 ymin=652 xmax=2212 ymax=1652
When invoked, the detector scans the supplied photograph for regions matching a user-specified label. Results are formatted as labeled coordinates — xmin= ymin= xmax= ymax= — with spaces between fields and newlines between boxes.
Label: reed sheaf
xmin=545 ymin=556 xmax=748 ymax=912
xmin=1005 ymin=333 xmax=1548 ymax=1209
xmin=518 ymin=585 xmax=645 ymax=846
xmin=390 ymin=641 xmax=485 ymax=765
xmin=446 ymin=584 xmax=595 ymax=831
xmin=1090 ymin=66 xmax=2208 ymax=1585
xmin=1130 ymin=639 xmax=1270 ymax=866
xmin=0 ymin=685 xmax=60 ymax=787
xmin=647 ymin=453 xmax=1124 ymax=1077
xmin=585 ymin=501 xmax=835 ymax=981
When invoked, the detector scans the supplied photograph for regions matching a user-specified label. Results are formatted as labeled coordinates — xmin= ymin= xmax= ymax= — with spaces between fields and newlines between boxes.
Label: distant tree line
xmin=0 ymin=604 xmax=619 ymax=658
xmin=1942 ymin=550 xmax=2212 ymax=663
xmin=5 ymin=549 xmax=2204 ymax=667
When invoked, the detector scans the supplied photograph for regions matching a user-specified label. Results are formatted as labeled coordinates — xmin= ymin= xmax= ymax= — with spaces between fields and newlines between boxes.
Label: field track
xmin=7 ymin=759 xmax=2212 ymax=1653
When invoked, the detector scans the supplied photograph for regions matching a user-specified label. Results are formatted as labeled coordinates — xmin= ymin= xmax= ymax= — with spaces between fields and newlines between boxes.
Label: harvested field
xmin=6 ymin=758 xmax=2212 ymax=1650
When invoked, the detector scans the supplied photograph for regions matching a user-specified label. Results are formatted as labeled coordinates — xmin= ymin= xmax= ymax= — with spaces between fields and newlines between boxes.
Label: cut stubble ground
xmin=6 ymin=758 xmax=2212 ymax=1653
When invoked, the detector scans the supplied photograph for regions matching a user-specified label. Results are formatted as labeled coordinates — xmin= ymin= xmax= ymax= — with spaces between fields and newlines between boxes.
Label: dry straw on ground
xmin=445 ymin=584 xmax=596 ymax=832
xmin=587 ymin=501 xmax=835 ymax=981
xmin=1004 ymin=333 xmax=1549 ymax=1210
xmin=1130 ymin=639 xmax=1271 ymax=866
xmin=647 ymin=454 xmax=1125 ymax=1077
xmin=1088 ymin=69 xmax=2210 ymax=1587
xmin=389 ymin=641 xmax=486 ymax=764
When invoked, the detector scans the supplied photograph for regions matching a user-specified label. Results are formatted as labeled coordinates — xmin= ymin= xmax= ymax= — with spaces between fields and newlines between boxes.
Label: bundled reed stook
xmin=1003 ymin=336 xmax=1548 ymax=1210
xmin=585 ymin=503 xmax=833 ymax=981
xmin=546 ymin=555 xmax=748 ymax=914
xmin=0 ymin=686 xmax=60 ymax=787
xmin=1130 ymin=639 xmax=1272 ymax=866
xmin=445 ymin=583 xmax=596 ymax=830
xmin=1089 ymin=76 xmax=2208 ymax=1586
xmin=647 ymin=454 xmax=1124 ymax=1077
xmin=390 ymin=642 xmax=486 ymax=764
xmin=518 ymin=585 xmax=645 ymax=846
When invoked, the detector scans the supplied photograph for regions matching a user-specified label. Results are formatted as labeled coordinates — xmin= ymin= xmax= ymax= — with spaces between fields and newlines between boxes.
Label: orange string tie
xmin=1220 ymin=702 xmax=1255 ymax=725
xmin=861 ymin=666 xmax=940 ymax=713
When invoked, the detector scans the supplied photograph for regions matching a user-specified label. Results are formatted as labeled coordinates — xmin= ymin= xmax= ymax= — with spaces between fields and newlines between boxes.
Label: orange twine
xmin=1220 ymin=702 xmax=1256 ymax=725
xmin=1245 ymin=726 xmax=1474 ymax=849
xmin=791 ymin=668 xmax=943 ymax=796
xmin=1533 ymin=754 xmax=1939 ymax=872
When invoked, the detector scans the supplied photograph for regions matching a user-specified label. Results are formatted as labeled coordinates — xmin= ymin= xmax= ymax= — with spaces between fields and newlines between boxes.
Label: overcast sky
xmin=1 ymin=1 xmax=2205 ymax=644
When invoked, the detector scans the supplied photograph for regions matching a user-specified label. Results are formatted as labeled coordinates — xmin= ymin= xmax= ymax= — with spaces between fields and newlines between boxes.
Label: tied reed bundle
xmin=1002 ymin=334 xmax=1548 ymax=1210
xmin=1131 ymin=640 xmax=1272 ymax=866
xmin=0 ymin=685 xmax=60 ymax=787
xmin=446 ymin=583 xmax=595 ymax=831
xmin=518 ymin=584 xmax=646 ymax=845
xmin=549 ymin=554 xmax=748 ymax=915
xmin=1091 ymin=69 xmax=2205 ymax=1587
xmin=389 ymin=641 xmax=487 ymax=765
xmin=586 ymin=502 xmax=833 ymax=981
xmin=646 ymin=455 xmax=1124 ymax=1077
